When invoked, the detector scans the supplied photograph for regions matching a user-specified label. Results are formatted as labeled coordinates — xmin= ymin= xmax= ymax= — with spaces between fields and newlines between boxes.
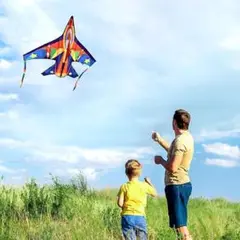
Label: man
xmin=152 ymin=109 xmax=194 ymax=240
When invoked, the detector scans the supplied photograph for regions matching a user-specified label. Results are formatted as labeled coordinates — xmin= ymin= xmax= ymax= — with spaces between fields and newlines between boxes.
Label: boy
xmin=117 ymin=159 xmax=157 ymax=240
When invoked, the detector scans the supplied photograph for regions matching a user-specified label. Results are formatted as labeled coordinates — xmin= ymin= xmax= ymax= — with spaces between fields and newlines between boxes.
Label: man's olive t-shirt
xmin=165 ymin=131 xmax=194 ymax=186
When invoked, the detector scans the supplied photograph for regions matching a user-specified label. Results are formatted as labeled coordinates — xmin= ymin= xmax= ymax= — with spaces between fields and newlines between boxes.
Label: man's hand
xmin=152 ymin=131 xmax=162 ymax=143
xmin=152 ymin=131 xmax=170 ymax=152
xmin=154 ymin=156 xmax=164 ymax=165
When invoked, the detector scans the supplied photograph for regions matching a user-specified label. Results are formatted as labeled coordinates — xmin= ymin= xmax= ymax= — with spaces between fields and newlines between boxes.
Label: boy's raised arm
xmin=144 ymin=177 xmax=158 ymax=197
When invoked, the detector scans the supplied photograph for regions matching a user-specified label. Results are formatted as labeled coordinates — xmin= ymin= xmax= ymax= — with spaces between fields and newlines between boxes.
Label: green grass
xmin=0 ymin=175 xmax=239 ymax=239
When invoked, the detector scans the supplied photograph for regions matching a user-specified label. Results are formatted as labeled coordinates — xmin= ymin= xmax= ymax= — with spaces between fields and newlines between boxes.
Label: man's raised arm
xmin=152 ymin=131 xmax=170 ymax=152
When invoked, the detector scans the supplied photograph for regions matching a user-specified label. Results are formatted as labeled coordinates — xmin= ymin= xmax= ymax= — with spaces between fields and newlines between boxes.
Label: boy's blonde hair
xmin=125 ymin=159 xmax=142 ymax=177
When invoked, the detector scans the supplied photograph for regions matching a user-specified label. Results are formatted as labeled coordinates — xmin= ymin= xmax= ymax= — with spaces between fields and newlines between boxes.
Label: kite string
xmin=73 ymin=67 xmax=89 ymax=91
xmin=20 ymin=60 xmax=27 ymax=88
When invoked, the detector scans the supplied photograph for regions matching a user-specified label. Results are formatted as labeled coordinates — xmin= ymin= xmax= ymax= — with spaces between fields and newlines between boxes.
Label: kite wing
xmin=71 ymin=37 xmax=96 ymax=66
xmin=20 ymin=36 xmax=63 ymax=87
xmin=70 ymin=36 xmax=96 ymax=90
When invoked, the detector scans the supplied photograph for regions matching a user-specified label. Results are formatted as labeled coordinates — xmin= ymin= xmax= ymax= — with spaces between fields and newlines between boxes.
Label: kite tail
xmin=73 ymin=68 xmax=89 ymax=91
xmin=20 ymin=60 xmax=27 ymax=88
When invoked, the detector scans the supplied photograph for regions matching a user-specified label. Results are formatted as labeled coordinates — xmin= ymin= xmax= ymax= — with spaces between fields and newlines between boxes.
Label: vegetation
xmin=0 ymin=174 xmax=239 ymax=239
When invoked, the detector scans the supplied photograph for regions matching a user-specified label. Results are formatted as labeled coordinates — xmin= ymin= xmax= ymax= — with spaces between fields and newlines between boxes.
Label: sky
xmin=0 ymin=0 xmax=239 ymax=201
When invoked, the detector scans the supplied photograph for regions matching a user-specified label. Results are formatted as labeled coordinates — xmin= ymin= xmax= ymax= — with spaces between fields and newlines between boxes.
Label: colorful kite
xmin=21 ymin=16 xmax=96 ymax=90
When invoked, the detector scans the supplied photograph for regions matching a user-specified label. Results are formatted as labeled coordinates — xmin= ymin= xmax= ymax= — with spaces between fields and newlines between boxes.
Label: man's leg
xmin=165 ymin=183 xmax=193 ymax=240
xmin=175 ymin=227 xmax=192 ymax=240
xmin=175 ymin=182 xmax=193 ymax=239
xmin=164 ymin=185 xmax=175 ymax=229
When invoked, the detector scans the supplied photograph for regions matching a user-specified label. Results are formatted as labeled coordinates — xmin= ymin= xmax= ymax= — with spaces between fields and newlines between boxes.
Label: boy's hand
xmin=144 ymin=177 xmax=151 ymax=185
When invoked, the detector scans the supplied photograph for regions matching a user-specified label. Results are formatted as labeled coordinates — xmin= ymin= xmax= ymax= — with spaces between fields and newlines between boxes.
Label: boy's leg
xmin=135 ymin=216 xmax=147 ymax=240
xmin=136 ymin=229 xmax=147 ymax=240
xmin=121 ymin=215 xmax=137 ymax=240
xmin=122 ymin=229 xmax=136 ymax=240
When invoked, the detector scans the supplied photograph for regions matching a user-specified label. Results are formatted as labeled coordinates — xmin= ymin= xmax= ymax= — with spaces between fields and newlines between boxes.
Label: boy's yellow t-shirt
xmin=117 ymin=179 xmax=157 ymax=216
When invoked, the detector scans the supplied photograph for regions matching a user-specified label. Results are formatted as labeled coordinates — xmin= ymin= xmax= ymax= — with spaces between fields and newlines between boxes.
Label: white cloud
xmin=81 ymin=168 xmax=97 ymax=180
xmin=0 ymin=163 xmax=26 ymax=174
xmin=0 ymin=93 xmax=19 ymax=101
xmin=203 ymin=143 xmax=240 ymax=159
xmin=11 ymin=176 xmax=23 ymax=180
xmin=0 ymin=59 xmax=12 ymax=69
xmin=32 ymin=146 xmax=154 ymax=165
xmin=203 ymin=142 xmax=240 ymax=168
xmin=53 ymin=167 xmax=98 ymax=181
xmin=0 ymin=165 xmax=15 ymax=173
xmin=0 ymin=110 xmax=19 ymax=120
xmin=12 ymin=176 xmax=22 ymax=180
xmin=205 ymin=158 xmax=239 ymax=168
xmin=0 ymin=47 xmax=11 ymax=55
xmin=0 ymin=136 xmax=155 ymax=182
xmin=196 ymin=114 xmax=240 ymax=142
xmin=219 ymin=34 xmax=240 ymax=51
xmin=0 ymin=1 xmax=60 ymax=52
xmin=197 ymin=129 xmax=240 ymax=142
xmin=0 ymin=137 xmax=154 ymax=166
xmin=0 ymin=138 xmax=32 ymax=149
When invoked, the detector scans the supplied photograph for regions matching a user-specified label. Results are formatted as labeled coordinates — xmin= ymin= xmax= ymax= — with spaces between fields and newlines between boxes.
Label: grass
xmin=0 ymin=174 xmax=239 ymax=239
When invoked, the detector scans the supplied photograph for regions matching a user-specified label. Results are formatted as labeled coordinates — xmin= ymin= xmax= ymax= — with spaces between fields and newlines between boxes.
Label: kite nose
xmin=68 ymin=16 xmax=74 ymax=25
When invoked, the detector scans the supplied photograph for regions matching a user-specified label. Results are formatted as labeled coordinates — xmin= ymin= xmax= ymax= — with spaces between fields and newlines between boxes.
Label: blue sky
xmin=0 ymin=0 xmax=239 ymax=201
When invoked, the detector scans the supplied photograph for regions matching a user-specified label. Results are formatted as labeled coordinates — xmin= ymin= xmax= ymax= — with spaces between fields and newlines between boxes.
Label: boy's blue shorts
xmin=121 ymin=215 xmax=147 ymax=240
xmin=165 ymin=182 xmax=192 ymax=228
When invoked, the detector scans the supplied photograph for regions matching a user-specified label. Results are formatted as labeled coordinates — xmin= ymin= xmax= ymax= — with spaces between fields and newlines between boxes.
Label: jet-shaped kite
xmin=21 ymin=16 xmax=96 ymax=90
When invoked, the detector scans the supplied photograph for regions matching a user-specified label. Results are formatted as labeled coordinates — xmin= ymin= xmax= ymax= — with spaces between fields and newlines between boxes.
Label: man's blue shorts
xmin=165 ymin=182 xmax=192 ymax=228
xmin=121 ymin=215 xmax=147 ymax=240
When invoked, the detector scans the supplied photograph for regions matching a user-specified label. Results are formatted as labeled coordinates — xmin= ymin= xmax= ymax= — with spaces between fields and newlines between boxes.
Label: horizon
xmin=0 ymin=0 xmax=239 ymax=202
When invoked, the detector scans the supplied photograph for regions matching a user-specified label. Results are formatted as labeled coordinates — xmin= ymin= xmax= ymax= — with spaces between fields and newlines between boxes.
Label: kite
xmin=20 ymin=16 xmax=96 ymax=90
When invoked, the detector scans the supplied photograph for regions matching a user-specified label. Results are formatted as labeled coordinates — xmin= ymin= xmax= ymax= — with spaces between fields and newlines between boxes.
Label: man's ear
xmin=172 ymin=119 xmax=176 ymax=129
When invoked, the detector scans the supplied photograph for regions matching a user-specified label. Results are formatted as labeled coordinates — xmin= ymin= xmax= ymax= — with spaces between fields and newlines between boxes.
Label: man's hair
xmin=125 ymin=159 xmax=142 ymax=177
xmin=173 ymin=109 xmax=191 ymax=130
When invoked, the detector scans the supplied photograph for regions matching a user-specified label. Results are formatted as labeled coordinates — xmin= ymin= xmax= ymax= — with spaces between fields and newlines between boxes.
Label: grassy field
xmin=0 ymin=174 xmax=239 ymax=240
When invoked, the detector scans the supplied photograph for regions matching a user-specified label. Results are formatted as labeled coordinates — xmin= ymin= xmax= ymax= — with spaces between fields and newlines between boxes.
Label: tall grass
xmin=0 ymin=174 xmax=239 ymax=239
